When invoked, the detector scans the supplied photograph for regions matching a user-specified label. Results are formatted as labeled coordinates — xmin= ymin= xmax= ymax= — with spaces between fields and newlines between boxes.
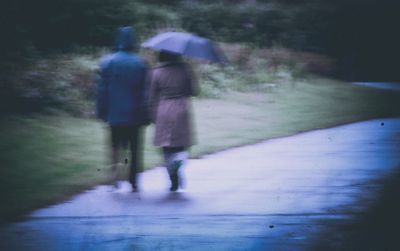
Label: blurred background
xmin=1 ymin=0 xmax=399 ymax=114
xmin=1 ymin=0 xmax=400 ymax=222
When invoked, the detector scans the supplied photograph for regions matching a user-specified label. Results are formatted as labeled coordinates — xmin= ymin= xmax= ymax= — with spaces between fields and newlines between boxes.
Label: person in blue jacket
xmin=97 ymin=26 xmax=149 ymax=192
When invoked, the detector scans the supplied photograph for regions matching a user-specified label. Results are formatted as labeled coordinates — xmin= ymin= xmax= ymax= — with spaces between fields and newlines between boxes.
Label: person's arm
xmin=140 ymin=63 xmax=151 ymax=125
xmin=149 ymin=69 xmax=159 ymax=123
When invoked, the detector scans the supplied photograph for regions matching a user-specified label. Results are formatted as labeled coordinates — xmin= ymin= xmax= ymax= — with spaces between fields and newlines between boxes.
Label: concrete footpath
xmin=1 ymin=118 xmax=400 ymax=251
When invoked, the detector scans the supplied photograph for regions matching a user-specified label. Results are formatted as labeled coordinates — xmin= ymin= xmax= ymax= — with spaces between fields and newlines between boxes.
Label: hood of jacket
xmin=114 ymin=26 xmax=135 ymax=51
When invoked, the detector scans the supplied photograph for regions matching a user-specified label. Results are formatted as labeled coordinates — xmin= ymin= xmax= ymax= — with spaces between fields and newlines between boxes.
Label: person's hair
xmin=158 ymin=50 xmax=181 ymax=63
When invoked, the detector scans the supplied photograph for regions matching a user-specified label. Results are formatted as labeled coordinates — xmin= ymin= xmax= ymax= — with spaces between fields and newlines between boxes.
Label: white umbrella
xmin=141 ymin=32 xmax=227 ymax=63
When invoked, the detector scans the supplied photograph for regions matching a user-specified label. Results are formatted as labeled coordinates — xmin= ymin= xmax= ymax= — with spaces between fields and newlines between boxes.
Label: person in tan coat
xmin=150 ymin=50 xmax=199 ymax=191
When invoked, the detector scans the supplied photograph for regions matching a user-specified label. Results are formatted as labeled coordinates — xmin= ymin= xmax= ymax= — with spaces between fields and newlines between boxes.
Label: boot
xmin=169 ymin=160 xmax=182 ymax=192
xmin=170 ymin=172 xmax=179 ymax=192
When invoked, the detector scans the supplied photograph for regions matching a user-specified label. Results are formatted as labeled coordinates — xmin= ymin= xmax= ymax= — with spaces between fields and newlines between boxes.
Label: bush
xmin=195 ymin=64 xmax=235 ymax=98
xmin=180 ymin=2 xmax=283 ymax=46
xmin=193 ymin=44 xmax=282 ymax=97
xmin=221 ymin=43 xmax=253 ymax=70
xmin=0 ymin=42 xmax=334 ymax=116
xmin=1 ymin=54 xmax=100 ymax=116
xmin=260 ymin=47 xmax=334 ymax=77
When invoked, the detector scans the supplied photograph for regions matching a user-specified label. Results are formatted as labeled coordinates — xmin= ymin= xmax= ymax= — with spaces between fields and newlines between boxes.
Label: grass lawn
xmin=1 ymin=78 xmax=400 ymax=221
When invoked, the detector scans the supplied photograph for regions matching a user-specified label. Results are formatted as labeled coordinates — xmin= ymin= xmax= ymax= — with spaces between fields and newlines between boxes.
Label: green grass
xmin=1 ymin=78 xmax=400 ymax=221
xmin=191 ymin=78 xmax=400 ymax=155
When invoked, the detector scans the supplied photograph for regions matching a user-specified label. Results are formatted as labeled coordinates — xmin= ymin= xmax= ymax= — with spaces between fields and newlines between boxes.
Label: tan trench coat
xmin=150 ymin=62 xmax=199 ymax=147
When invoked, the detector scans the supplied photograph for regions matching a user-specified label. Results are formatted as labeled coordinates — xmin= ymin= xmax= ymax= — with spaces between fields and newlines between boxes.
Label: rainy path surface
xmin=353 ymin=82 xmax=400 ymax=91
xmin=1 ymin=118 xmax=400 ymax=251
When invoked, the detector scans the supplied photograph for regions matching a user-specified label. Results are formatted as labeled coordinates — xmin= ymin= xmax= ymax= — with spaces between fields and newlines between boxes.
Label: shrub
xmin=260 ymin=47 xmax=334 ymax=77
xmin=221 ymin=43 xmax=253 ymax=70
xmin=2 ymin=54 xmax=100 ymax=116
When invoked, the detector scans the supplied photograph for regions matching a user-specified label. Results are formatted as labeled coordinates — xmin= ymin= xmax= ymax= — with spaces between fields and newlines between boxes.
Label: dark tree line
xmin=1 ymin=0 xmax=399 ymax=81
xmin=180 ymin=0 xmax=400 ymax=80
xmin=0 ymin=0 xmax=134 ymax=59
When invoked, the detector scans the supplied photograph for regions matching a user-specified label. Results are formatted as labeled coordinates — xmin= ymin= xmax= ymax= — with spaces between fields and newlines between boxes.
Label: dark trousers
xmin=110 ymin=125 xmax=143 ymax=186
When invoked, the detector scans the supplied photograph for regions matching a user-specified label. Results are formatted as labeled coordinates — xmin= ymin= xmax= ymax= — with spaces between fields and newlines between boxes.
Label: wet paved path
xmin=353 ymin=82 xmax=400 ymax=91
xmin=1 ymin=118 xmax=400 ymax=251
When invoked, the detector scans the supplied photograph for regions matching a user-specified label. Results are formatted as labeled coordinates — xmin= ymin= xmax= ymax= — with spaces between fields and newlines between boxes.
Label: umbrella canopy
xmin=141 ymin=32 xmax=226 ymax=63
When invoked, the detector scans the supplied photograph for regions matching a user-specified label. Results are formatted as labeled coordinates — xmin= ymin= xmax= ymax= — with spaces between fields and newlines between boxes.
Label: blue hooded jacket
xmin=97 ymin=27 xmax=149 ymax=126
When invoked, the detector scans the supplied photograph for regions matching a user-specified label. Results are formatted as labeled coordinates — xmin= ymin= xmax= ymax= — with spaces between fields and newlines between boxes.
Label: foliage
xmin=194 ymin=43 xmax=332 ymax=98
xmin=0 ymin=0 xmax=135 ymax=114
xmin=1 ymin=0 xmax=133 ymax=55
xmin=260 ymin=47 xmax=334 ymax=76
xmin=5 ymin=52 xmax=110 ymax=114
xmin=180 ymin=2 xmax=288 ymax=47
xmin=0 ymin=40 xmax=333 ymax=114
xmin=0 ymin=54 xmax=100 ymax=115
xmin=0 ymin=0 xmax=343 ymax=58
xmin=1 ymin=0 xmax=397 ymax=115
